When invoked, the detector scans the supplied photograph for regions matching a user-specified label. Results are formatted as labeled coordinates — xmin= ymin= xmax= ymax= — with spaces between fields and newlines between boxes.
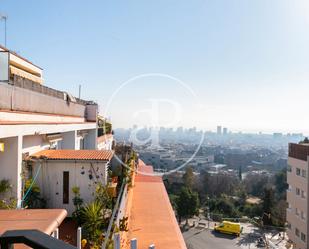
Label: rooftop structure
xmin=289 ymin=142 xmax=309 ymax=161
xmin=0 ymin=45 xmax=43 ymax=84
xmin=0 ymin=46 xmax=99 ymax=208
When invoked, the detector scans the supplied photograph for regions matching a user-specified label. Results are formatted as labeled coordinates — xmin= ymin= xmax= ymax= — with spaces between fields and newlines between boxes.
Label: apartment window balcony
xmin=301 ymin=232 xmax=306 ymax=242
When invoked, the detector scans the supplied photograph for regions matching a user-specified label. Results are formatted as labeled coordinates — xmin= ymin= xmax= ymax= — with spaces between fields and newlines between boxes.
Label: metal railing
xmin=113 ymin=234 xmax=156 ymax=249
xmin=0 ymin=229 xmax=77 ymax=249
xmin=102 ymin=179 xmax=127 ymax=249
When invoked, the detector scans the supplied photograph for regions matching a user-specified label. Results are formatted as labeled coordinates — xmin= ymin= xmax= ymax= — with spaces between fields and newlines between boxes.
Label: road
xmin=182 ymin=221 xmax=288 ymax=249
xmin=183 ymin=228 xmax=261 ymax=249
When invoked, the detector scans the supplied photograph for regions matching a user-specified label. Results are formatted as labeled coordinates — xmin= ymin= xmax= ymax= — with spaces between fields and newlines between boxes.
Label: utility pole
xmin=0 ymin=14 xmax=7 ymax=47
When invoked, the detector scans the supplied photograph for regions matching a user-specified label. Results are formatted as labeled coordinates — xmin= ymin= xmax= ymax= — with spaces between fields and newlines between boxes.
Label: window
xmin=63 ymin=171 xmax=69 ymax=204
xmin=301 ymin=190 xmax=306 ymax=199
xmin=301 ymin=211 xmax=306 ymax=220
xmin=296 ymin=208 xmax=299 ymax=216
xmin=287 ymin=222 xmax=292 ymax=230
xmin=296 ymin=188 xmax=300 ymax=196
xmin=295 ymin=228 xmax=300 ymax=237
xmin=301 ymin=233 xmax=306 ymax=242
xmin=296 ymin=168 xmax=301 ymax=176
xmin=302 ymin=169 xmax=306 ymax=178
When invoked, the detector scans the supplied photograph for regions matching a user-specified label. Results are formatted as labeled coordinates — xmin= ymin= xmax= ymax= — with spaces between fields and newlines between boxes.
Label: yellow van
xmin=214 ymin=221 xmax=242 ymax=236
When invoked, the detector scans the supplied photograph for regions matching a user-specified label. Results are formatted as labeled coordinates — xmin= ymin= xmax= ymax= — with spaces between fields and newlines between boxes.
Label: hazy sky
xmin=1 ymin=0 xmax=309 ymax=133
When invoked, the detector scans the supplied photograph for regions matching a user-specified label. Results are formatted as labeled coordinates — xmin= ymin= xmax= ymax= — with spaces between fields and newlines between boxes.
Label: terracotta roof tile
xmin=30 ymin=149 xmax=114 ymax=161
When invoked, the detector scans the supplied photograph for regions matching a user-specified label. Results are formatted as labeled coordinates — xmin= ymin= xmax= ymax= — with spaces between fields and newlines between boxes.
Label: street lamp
xmin=0 ymin=14 xmax=7 ymax=47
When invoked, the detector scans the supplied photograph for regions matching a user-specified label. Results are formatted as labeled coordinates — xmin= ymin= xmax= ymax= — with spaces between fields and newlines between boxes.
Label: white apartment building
xmin=287 ymin=143 xmax=309 ymax=249
xmin=0 ymin=46 xmax=99 ymax=208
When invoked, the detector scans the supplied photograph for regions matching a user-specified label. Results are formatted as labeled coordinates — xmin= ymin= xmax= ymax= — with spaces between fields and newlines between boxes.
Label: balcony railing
xmin=0 ymin=76 xmax=98 ymax=121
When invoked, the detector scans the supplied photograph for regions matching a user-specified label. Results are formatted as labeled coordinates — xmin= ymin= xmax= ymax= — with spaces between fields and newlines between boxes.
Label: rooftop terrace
xmin=288 ymin=143 xmax=309 ymax=161
xmin=127 ymin=160 xmax=186 ymax=249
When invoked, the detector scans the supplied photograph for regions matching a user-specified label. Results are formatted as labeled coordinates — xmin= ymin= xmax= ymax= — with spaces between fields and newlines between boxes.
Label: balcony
xmin=0 ymin=75 xmax=97 ymax=122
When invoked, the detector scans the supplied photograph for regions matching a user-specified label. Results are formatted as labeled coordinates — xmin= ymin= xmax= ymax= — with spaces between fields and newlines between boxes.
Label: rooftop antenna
xmin=0 ymin=14 xmax=7 ymax=47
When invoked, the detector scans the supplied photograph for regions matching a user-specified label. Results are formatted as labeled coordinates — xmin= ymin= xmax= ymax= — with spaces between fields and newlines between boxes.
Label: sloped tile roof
xmin=30 ymin=149 xmax=114 ymax=161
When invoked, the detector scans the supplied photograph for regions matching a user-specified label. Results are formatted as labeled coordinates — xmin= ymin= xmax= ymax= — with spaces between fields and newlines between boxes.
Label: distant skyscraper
xmin=217 ymin=126 xmax=222 ymax=135
xmin=223 ymin=127 xmax=228 ymax=135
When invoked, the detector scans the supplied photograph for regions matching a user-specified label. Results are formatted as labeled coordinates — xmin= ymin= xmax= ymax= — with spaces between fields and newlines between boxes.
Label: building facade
xmin=287 ymin=143 xmax=309 ymax=249
xmin=0 ymin=46 xmax=99 ymax=208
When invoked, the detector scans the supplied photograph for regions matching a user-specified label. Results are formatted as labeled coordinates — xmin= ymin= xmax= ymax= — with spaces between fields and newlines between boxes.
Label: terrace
xmin=288 ymin=143 xmax=309 ymax=161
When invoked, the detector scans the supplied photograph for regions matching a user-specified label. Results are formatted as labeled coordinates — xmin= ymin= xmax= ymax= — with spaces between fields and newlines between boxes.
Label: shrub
xmin=80 ymin=201 xmax=105 ymax=247
xmin=23 ymin=179 xmax=46 ymax=208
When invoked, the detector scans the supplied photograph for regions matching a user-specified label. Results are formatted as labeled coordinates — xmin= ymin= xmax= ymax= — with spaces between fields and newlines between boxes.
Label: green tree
xmin=176 ymin=187 xmax=199 ymax=224
xmin=209 ymin=196 xmax=239 ymax=218
xmin=274 ymin=169 xmax=288 ymax=199
xmin=238 ymin=166 xmax=242 ymax=181
xmin=183 ymin=167 xmax=194 ymax=190
xmin=262 ymin=187 xmax=274 ymax=225
xmin=95 ymin=183 xmax=113 ymax=210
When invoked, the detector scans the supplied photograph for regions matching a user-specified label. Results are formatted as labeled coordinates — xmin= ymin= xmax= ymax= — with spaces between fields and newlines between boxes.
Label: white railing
xmin=116 ymin=183 xmax=128 ymax=225
xmin=113 ymin=234 xmax=155 ymax=249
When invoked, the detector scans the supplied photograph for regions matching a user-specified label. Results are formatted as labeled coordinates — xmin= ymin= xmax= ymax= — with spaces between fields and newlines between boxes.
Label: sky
xmin=1 ymin=0 xmax=309 ymax=133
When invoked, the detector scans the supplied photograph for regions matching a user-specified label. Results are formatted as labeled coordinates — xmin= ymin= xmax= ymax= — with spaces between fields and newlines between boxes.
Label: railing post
xmin=114 ymin=233 xmax=120 ymax=249
xmin=149 ymin=244 xmax=155 ymax=249
xmin=53 ymin=228 xmax=59 ymax=239
xmin=77 ymin=227 xmax=82 ymax=249
xmin=130 ymin=238 xmax=137 ymax=249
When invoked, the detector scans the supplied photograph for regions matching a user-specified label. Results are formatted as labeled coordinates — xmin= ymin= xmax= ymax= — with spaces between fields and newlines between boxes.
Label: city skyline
xmin=115 ymin=125 xmax=306 ymax=136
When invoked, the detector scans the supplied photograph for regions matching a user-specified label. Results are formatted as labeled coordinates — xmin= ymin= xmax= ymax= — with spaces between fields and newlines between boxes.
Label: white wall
xmin=0 ymin=136 xmax=22 ymax=204
xmin=22 ymin=135 xmax=50 ymax=155
xmin=84 ymin=129 xmax=97 ymax=149
xmin=61 ymin=131 xmax=78 ymax=150
xmin=33 ymin=160 xmax=108 ymax=215
xmin=0 ymin=121 xmax=98 ymax=206
xmin=97 ymin=137 xmax=113 ymax=150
